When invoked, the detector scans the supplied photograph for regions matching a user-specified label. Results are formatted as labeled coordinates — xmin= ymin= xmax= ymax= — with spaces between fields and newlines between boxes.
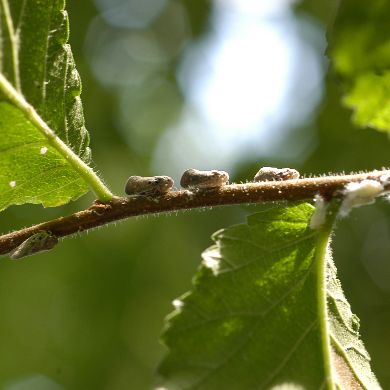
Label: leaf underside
xmin=329 ymin=0 xmax=390 ymax=134
xmin=0 ymin=0 xmax=91 ymax=210
xmin=158 ymin=203 xmax=380 ymax=390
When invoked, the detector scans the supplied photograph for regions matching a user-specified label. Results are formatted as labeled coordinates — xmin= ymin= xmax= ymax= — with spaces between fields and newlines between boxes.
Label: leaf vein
xmin=173 ymin=252 xmax=316 ymax=338
xmin=258 ymin=319 xmax=319 ymax=389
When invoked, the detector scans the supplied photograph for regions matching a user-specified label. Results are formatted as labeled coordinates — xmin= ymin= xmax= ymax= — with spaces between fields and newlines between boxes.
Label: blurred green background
xmin=1 ymin=0 xmax=390 ymax=389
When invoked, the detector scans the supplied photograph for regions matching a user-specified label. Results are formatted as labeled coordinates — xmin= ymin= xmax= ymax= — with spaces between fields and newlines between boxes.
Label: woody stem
xmin=0 ymin=170 xmax=389 ymax=255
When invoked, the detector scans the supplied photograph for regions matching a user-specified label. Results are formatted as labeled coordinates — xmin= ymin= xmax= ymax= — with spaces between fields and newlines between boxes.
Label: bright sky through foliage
xmin=94 ymin=0 xmax=167 ymax=29
xmin=87 ymin=0 xmax=326 ymax=177
xmin=155 ymin=0 xmax=326 ymax=175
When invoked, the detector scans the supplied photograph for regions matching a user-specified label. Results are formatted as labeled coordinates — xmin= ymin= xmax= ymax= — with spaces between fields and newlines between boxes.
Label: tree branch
xmin=1 ymin=170 xmax=389 ymax=256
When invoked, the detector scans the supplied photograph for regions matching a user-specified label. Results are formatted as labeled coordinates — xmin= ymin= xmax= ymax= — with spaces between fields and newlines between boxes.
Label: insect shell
xmin=10 ymin=231 xmax=58 ymax=260
xmin=254 ymin=167 xmax=300 ymax=182
xmin=125 ymin=175 xmax=174 ymax=196
xmin=180 ymin=169 xmax=229 ymax=189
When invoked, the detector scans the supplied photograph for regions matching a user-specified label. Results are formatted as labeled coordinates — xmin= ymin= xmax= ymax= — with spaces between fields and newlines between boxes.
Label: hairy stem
xmin=316 ymin=200 xmax=340 ymax=390
xmin=1 ymin=0 xmax=21 ymax=91
xmin=0 ymin=170 xmax=389 ymax=256
xmin=0 ymin=72 xmax=113 ymax=201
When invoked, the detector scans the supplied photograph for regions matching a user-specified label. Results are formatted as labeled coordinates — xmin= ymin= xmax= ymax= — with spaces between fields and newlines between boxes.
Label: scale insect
xmin=125 ymin=175 xmax=174 ymax=197
xmin=10 ymin=231 xmax=58 ymax=260
xmin=180 ymin=169 xmax=229 ymax=190
xmin=254 ymin=167 xmax=300 ymax=182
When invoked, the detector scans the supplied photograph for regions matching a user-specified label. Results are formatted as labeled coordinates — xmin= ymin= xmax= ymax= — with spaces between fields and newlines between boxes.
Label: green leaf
xmin=0 ymin=0 xmax=111 ymax=210
xmin=158 ymin=203 xmax=380 ymax=389
xmin=329 ymin=0 xmax=390 ymax=133
xmin=326 ymin=254 xmax=379 ymax=389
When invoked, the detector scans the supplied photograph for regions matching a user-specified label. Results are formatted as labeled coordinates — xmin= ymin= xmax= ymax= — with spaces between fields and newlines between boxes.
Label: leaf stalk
xmin=0 ymin=72 xmax=113 ymax=201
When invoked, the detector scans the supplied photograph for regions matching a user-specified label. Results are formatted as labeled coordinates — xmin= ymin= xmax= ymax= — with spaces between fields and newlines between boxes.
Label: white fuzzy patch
xmin=202 ymin=246 xmax=221 ymax=274
xmin=172 ymin=299 xmax=184 ymax=309
xmin=310 ymin=195 xmax=327 ymax=229
xmin=380 ymin=173 xmax=390 ymax=185
xmin=40 ymin=146 xmax=48 ymax=155
xmin=9 ymin=181 xmax=16 ymax=188
xmin=340 ymin=179 xmax=384 ymax=217
xmin=270 ymin=383 xmax=305 ymax=390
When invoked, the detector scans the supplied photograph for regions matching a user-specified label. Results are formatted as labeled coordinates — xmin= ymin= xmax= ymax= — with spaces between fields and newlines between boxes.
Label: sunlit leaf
xmin=158 ymin=203 xmax=380 ymax=389
xmin=329 ymin=0 xmax=390 ymax=133
xmin=0 ymin=0 xmax=91 ymax=210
